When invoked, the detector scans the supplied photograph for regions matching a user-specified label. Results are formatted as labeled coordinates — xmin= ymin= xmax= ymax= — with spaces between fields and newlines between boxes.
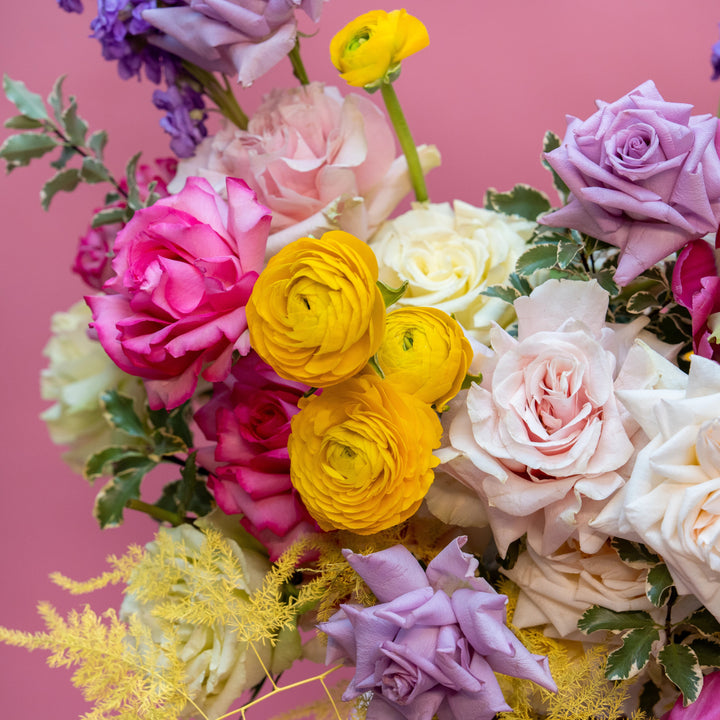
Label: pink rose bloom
xmin=142 ymin=0 xmax=324 ymax=87
xmin=319 ymin=537 xmax=556 ymax=720
xmin=73 ymin=158 xmax=178 ymax=290
xmin=87 ymin=176 xmax=270 ymax=410
xmin=441 ymin=279 xmax=654 ymax=557
xmin=541 ymin=81 xmax=720 ymax=286
xmin=672 ymin=237 xmax=720 ymax=361
xmin=169 ymin=83 xmax=441 ymax=255
xmin=195 ymin=352 xmax=318 ymax=560
xmin=662 ymin=670 xmax=720 ymax=719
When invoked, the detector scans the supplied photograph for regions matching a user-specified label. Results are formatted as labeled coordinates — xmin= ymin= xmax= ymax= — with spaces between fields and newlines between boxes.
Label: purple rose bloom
xmin=142 ymin=0 xmax=325 ymax=87
xmin=541 ymin=81 xmax=720 ymax=286
xmin=319 ymin=537 xmax=556 ymax=720
xmin=662 ymin=670 xmax=720 ymax=719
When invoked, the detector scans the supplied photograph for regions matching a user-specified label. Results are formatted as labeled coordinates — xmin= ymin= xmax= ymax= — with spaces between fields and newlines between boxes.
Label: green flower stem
xmin=126 ymin=498 xmax=182 ymax=526
xmin=182 ymin=62 xmax=248 ymax=130
xmin=380 ymin=81 xmax=428 ymax=203
xmin=288 ymin=39 xmax=310 ymax=86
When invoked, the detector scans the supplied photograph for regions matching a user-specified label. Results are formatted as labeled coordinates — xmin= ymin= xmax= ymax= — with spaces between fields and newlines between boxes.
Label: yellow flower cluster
xmin=246 ymin=231 xmax=472 ymax=534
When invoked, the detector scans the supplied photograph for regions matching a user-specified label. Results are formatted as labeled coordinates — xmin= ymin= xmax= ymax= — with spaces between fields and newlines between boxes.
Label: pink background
xmin=1 ymin=1 xmax=719 ymax=717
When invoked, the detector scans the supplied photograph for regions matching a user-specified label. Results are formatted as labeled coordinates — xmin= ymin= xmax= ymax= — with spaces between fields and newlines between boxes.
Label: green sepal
xmin=0 ymin=133 xmax=57 ymax=170
xmin=91 ymin=206 xmax=127 ymax=228
xmin=40 ymin=167 xmax=81 ymax=210
xmin=578 ymin=605 xmax=656 ymax=634
xmin=646 ymin=562 xmax=674 ymax=607
xmin=84 ymin=447 xmax=147 ymax=482
xmin=80 ymin=156 xmax=110 ymax=184
xmin=100 ymin=390 xmax=147 ymax=438
xmin=605 ymin=626 xmax=660 ymax=680
xmin=377 ymin=279 xmax=408 ymax=308
xmin=3 ymin=74 xmax=48 ymax=120
xmin=94 ymin=456 xmax=158 ymax=528
xmin=481 ymin=284 xmax=521 ymax=305
xmin=485 ymin=183 xmax=551 ymax=221
xmin=611 ymin=537 xmax=661 ymax=567
xmin=61 ymin=97 xmax=88 ymax=147
xmin=515 ymin=243 xmax=558 ymax=276
xmin=541 ymin=130 xmax=570 ymax=202
xmin=4 ymin=115 xmax=44 ymax=130
xmin=658 ymin=643 xmax=703 ymax=705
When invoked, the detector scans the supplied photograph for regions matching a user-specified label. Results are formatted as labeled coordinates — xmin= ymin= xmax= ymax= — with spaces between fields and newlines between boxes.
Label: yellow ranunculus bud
xmin=288 ymin=374 xmax=442 ymax=534
xmin=329 ymin=9 xmax=429 ymax=88
xmin=376 ymin=307 xmax=473 ymax=410
xmin=246 ymin=230 xmax=385 ymax=388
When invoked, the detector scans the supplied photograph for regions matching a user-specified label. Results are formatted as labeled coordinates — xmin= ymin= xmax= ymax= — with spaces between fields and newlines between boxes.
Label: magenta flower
xmin=319 ymin=537 xmax=556 ymax=720
xmin=195 ymin=352 xmax=318 ymax=560
xmin=541 ymin=81 xmax=720 ymax=285
xmin=662 ymin=671 xmax=720 ymax=719
xmin=87 ymin=176 xmax=270 ymax=409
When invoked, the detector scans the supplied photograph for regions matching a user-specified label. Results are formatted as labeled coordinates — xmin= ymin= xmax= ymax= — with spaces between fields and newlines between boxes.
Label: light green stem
xmin=380 ymin=81 xmax=428 ymax=203
xmin=288 ymin=39 xmax=310 ymax=86
xmin=182 ymin=62 xmax=248 ymax=130
xmin=126 ymin=498 xmax=182 ymax=525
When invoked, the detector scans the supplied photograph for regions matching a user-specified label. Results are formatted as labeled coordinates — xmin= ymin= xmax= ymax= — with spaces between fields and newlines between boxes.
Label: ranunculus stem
xmin=126 ymin=497 xmax=182 ymax=525
xmin=380 ymin=82 xmax=428 ymax=203
xmin=288 ymin=39 xmax=310 ymax=86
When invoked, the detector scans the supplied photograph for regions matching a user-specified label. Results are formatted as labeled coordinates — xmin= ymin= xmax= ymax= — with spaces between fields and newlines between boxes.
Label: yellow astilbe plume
xmin=0 ymin=602 xmax=192 ymax=720
xmin=50 ymin=545 xmax=145 ymax=594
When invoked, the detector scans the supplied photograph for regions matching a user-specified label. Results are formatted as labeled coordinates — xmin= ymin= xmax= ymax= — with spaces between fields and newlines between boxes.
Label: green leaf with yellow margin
xmin=658 ymin=643 xmax=703 ymax=705
xmin=605 ymin=626 xmax=660 ymax=680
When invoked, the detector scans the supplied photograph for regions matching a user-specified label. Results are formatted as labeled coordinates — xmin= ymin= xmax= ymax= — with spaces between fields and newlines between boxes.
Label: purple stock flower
xmin=712 ymin=25 xmax=720 ymax=80
xmin=57 ymin=0 xmax=84 ymax=12
xmin=153 ymin=83 xmax=208 ymax=158
xmin=319 ymin=537 xmax=556 ymax=720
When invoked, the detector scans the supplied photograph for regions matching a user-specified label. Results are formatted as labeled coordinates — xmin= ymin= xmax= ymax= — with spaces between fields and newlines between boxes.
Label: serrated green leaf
xmin=682 ymin=607 xmax=720 ymax=636
xmin=47 ymin=75 xmax=66 ymax=124
xmin=686 ymin=636 xmax=720 ymax=669
xmin=40 ymin=167 xmax=81 ymax=210
xmin=61 ymin=97 xmax=88 ymax=146
xmin=515 ymin=243 xmax=558 ymax=276
xmin=91 ymin=206 xmax=127 ymax=229
xmin=148 ymin=401 xmax=194 ymax=449
xmin=50 ymin=144 xmax=77 ymax=171
xmin=0 ymin=133 xmax=57 ymax=169
xmin=659 ymin=643 xmax=703 ymax=705
xmin=84 ymin=447 xmax=146 ymax=481
xmin=578 ymin=605 xmax=656 ymax=634
xmin=377 ymin=279 xmax=408 ymax=308
xmin=627 ymin=290 xmax=661 ymax=314
xmin=605 ymin=626 xmax=660 ymax=680
xmin=541 ymin=130 xmax=570 ymax=202
xmin=595 ymin=267 xmax=619 ymax=296
xmin=508 ymin=272 xmax=533 ymax=296
xmin=611 ymin=537 xmax=662 ymax=567
xmin=80 ymin=156 xmax=109 ymax=184
xmin=3 ymin=75 xmax=48 ymax=120
xmin=646 ymin=563 xmax=674 ymax=607
xmin=101 ymin=390 xmax=147 ymax=438
xmin=480 ymin=284 xmax=520 ymax=304
xmin=150 ymin=428 xmax=187 ymax=458
xmin=93 ymin=457 xmax=157 ymax=528
xmin=485 ymin=183 xmax=552 ymax=221
xmin=125 ymin=151 xmax=142 ymax=211
xmin=88 ymin=129 xmax=107 ymax=161
xmin=556 ymin=237 xmax=581 ymax=269
xmin=4 ymin=115 xmax=44 ymax=129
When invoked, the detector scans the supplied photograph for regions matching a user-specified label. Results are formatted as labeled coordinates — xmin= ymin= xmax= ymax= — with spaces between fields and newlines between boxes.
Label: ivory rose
xmin=592 ymin=354 xmax=720 ymax=620
xmin=441 ymin=279 xmax=659 ymax=557
xmin=87 ymin=176 xmax=270 ymax=410
xmin=169 ymin=83 xmax=440 ymax=256
xmin=370 ymin=201 xmax=534 ymax=343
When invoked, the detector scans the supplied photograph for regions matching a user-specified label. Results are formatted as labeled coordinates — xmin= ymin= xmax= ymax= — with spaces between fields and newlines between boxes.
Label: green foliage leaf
xmin=605 ymin=626 xmax=660 ymax=680
xmin=682 ymin=607 xmax=720 ymax=636
xmin=147 ymin=402 xmax=193 ymax=450
xmin=508 ymin=272 xmax=533 ymax=296
xmin=47 ymin=75 xmax=66 ymax=123
xmin=50 ymin=144 xmax=77 ymax=171
xmin=646 ymin=563 xmax=674 ymax=607
xmin=94 ymin=456 xmax=157 ymax=528
xmin=40 ymin=167 xmax=81 ymax=210
xmin=88 ymin=129 xmax=108 ymax=161
xmin=485 ymin=183 xmax=551 ymax=221
xmin=627 ymin=291 xmax=661 ymax=314
xmin=481 ymin=284 xmax=520 ymax=304
xmin=3 ymin=74 xmax=48 ymax=120
xmin=638 ymin=680 xmax=661 ymax=719
xmin=150 ymin=429 xmax=187 ymax=458
xmin=85 ymin=448 xmax=148 ymax=482
xmin=686 ymin=636 xmax=720 ymax=669
xmin=125 ymin=151 xmax=142 ymax=211
xmin=578 ymin=605 xmax=656 ymax=634
xmin=377 ymin=279 xmax=408 ymax=308
xmin=153 ymin=452 xmax=213 ymax=520
xmin=541 ymin=130 xmax=570 ymax=202
xmin=61 ymin=97 xmax=88 ymax=146
xmin=91 ymin=206 xmax=127 ymax=229
xmin=4 ymin=115 xmax=44 ymax=129
xmin=611 ymin=537 xmax=661 ymax=567
xmin=100 ymin=390 xmax=147 ymax=439
xmin=659 ymin=643 xmax=703 ymax=705
xmin=0 ymin=133 xmax=57 ymax=169
xmin=556 ymin=237 xmax=581 ymax=269
xmin=595 ymin=267 xmax=620 ymax=296
xmin=80 ymin=156 xmax=110 ymax=184
xmin=460 ymin=372 xmax=483 ymax=391
xmin=515 ymin=243 xmax=558 ymax=275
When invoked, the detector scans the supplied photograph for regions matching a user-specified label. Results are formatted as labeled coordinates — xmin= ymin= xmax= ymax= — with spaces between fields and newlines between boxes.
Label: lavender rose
xmin=541 ymin=81 xmax=720 ymax=285
xmin=319 ymin=537 xmax=556 ymax=720
xmin=142 ymin=0 xmax=324 ymax=87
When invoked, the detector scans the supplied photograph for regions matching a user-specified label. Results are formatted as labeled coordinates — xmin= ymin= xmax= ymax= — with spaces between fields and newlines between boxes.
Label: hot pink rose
xmin=195 ymin=352 xmax=318 ymax=560
xmin=541 ymin=81 xmax=720 ymax=286
xmin=87 ymin=176 xmax=270 ymax=410
xmin=169 ymin=82 xmax=440 ymax=255
xmin=662 ymin=670 xmax=720 ymax=719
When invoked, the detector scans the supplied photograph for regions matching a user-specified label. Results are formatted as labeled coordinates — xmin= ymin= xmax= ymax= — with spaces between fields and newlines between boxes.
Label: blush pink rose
xmin=87 ymin=176 xmax=270 ymax=410
xmin=541 ymin=81 xmax=720 ymax=286
xmin=169 ymin=82 xmax=440 ymax=255
xmin=441 ymin=280 xmax=654 ymax=557
xmin=195 ymin=352 xmax=318 ymax=560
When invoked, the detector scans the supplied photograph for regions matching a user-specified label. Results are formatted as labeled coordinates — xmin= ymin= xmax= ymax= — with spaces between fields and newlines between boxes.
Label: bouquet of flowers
xmin=5 ymin=2 xmax=720 ymax=719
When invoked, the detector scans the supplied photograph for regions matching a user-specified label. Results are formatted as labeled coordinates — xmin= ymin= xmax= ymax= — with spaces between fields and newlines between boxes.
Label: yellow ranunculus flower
xmin=376 ymin=307 xmax=473 ymax=410
xmin=246 ymin=230 xmax=385 ymax=387
xmin=330 ymin=9 xmax=429 ymax=88
xmin=288 ymin=374 xmax=442 ymax=534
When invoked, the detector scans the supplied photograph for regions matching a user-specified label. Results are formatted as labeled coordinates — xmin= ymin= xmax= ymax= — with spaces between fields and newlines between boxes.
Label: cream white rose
xmin=593 ymin=354 xmax=720 ymax=620
xmin=40 ymin=301 xmax=146 ymax=472
xmin=369 ymin=200 xmax=534 ymax=343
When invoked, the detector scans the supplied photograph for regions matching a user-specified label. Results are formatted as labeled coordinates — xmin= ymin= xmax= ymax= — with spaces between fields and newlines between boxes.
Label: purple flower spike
xmin=58 ymin=0 xmax=84 ymax=12
xmin=712 ymin=25 xmax=720 ymax=80
xmin=319 ymin=537 xmax=556 ymax=720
